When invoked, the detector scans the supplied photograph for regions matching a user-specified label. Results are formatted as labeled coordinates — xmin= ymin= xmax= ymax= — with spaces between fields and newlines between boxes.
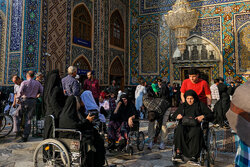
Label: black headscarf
xmin=184 ymin=89 xmax=199 ymax=105
xmin=182 ymin=90 xmax=201 ymax=118
xmin=59 ymin=96 xmax=79 ymax=129
xmin=43 ymin=70 xmax=66 ymax=139
xmin=120 ymin=93 xmax=128 ymax=100
xmin=173 ymin=89 xmax=213 ymax=121
xmin=217 ymin=83 xmax=230 ymax=99
xmin=59 ymin=96 xmax=97 ymax=148
xmin=43 ymin=70 xmax=62 ymax=97
xmin=110 ymin=93 xmax=137 ymax=122
xmin=42 ymin=70 xmax=65 ymax=117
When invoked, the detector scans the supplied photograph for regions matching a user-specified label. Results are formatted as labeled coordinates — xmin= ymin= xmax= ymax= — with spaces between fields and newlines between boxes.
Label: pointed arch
xmin=187 ymin=34 xmax=223 ymax=77
xmin=73 ymin=3 xmax=92 ymax=48
xmin=73 ymin=55 xmax=92 ymax=70
xmin=235 ymin=21 xmax=250 ymax=74
xmin=109 ymin=56 xmax=124 ymax=76
xmin=109 ymin=56 xmax=124 ymax=90
xmin=110 ymin=10 xmax=124 ymax=48
xmin=187 ymin=34 xmax=222 ymax=62
xmin=139 ymin=32 xmax=159 ymax=75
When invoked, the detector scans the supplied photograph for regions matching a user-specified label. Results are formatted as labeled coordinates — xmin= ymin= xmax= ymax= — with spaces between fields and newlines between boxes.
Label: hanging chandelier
xmin=165 ymin=0 xmax=198 ymax=54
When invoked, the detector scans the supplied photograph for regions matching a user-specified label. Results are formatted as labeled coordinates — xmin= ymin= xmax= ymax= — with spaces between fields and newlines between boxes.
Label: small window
xmin=110 ymin=10 xmax=124 ymax=48
xmin=73 ymin=5 xmax=91 ymax=48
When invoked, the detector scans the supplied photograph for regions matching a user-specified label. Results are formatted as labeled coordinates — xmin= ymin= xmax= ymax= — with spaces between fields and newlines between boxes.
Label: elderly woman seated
xmin=172 ymin=90 xmax=213 ymax=165
xmin=107 ymin=94 xmax=137 ymax=150
xmin=59 ymin=96 xmax=105 ymax=167
xmin=80 ymin=90 xmax=106 ymax=131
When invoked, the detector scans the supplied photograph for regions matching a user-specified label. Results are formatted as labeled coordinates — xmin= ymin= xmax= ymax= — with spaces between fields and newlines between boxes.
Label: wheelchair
xmin=0 ymin=100 xmax=13 ymax=138
xmin=33 ymin=115 xmax=105 ymax=167
xmin=107 ymin=118 xmax=145 ymax=156
xmin=172 ymin=120 xmax=217 ymax=167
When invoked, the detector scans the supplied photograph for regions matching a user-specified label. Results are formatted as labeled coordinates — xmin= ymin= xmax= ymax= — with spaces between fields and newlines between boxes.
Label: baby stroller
xmin=107 ymin=118 xmax=145 ymax=156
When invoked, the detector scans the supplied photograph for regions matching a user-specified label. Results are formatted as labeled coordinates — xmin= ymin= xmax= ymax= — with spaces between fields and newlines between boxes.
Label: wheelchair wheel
xmin=208 ymin=128 xmax=217 ymax=165
xmin=137 ymin=131 xmax=145 ymax=151
xmin=0 ymin=114 xmax=13 ymax=138
xmin=33 ymin=139 xmax=70 ymax=167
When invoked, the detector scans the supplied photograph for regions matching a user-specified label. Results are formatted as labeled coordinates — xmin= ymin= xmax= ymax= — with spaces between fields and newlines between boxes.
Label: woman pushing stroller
xmin=107 ymin=93 xmax=137 ymax=150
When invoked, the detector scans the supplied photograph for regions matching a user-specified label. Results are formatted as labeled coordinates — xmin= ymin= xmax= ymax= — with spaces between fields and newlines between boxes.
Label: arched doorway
xmin=172 ymin=35 xmax=223 ymax=85
xmin=73 ymin=56 xmax=91 ymax=87
xmin=110 ymin=57 xmax=124 ymax=91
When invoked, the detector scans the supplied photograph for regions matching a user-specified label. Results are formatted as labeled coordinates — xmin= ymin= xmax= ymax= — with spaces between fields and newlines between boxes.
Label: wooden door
xmin=110 ymin=58 xmax=124 ymax=91
xmin=181 ymin=67 xmax=211 ymax=85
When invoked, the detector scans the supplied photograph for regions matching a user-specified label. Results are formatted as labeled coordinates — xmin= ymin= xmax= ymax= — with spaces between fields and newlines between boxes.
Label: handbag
xmin=182 ymin=116 xmax=198 ymax=126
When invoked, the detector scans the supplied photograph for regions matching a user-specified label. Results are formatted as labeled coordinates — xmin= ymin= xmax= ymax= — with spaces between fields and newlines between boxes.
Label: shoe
xmin=188 ymin=157 xmax=199 ymax=166
xmin=213 ymin=124 xmax=220 ymax=128
xmin=159 ymin=142 xmax=165 ymax=150
xmin=172 ymin=153 xmax=183 ymax=163
xmin=17 ymin=137 xmax=28 ymax=143
xmin=15 ymin=132 xmax=22 ymax=139
xmin=148 ymin=141 xmax=153 ymax=150
xmin=22 ymin=137 xmax=28 ymax=142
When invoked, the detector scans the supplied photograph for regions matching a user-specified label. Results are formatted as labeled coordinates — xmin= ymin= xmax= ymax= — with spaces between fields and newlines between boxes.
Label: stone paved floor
xmin=0 ymin=117 xmax=236 ymax=167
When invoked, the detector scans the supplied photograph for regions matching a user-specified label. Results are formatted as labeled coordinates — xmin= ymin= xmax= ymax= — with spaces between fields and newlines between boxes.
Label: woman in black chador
xmin=172 ymin=90 xmax=213 ymax=164
xmin=213 ymin=83 xmax=230 ymax=127
xmin=43 ymin=70 xmax=66 ymax=139
xmin=59 ymin=96 xmax=105 ymax=167
xmin=108 ymin=94 xmax=137 ymax=150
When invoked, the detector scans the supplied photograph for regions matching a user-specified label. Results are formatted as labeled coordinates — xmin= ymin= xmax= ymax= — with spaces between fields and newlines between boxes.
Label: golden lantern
xmin=165 ymin=0 xmax=198 ymax=54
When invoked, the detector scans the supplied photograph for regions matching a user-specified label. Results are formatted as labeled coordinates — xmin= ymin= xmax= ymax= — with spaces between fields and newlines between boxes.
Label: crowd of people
xmin=0 ymin=66 xmax=249 ymax=167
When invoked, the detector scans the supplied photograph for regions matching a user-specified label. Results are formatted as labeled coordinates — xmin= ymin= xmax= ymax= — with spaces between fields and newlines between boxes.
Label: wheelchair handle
xmin=201 ymin=119 xmax=209 ymax=130
xmin=55 ymin=128 xmax=82 ymax=140
xmin=46 ymin=115 xmax=56 ymax=138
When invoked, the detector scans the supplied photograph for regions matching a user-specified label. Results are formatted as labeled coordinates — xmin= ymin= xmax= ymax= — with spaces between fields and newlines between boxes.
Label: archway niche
xmin=172 ymin=35 xmax=223 ymax=85
xmin=109 ymin=57 xmax=124 ymax=91
xmin=73 ymin=55 xmax=91 ymax=86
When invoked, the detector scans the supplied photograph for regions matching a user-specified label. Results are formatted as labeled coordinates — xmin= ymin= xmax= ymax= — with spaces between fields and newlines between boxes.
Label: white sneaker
xmin=159 ymin=142 xmax=165 ymax=150
xmin=148 ymin=141 xmax=153 ymax=150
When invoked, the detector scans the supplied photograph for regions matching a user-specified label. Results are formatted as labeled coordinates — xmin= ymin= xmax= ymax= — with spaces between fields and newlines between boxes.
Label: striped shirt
xmin=235 ymin=140 xmax=250 ymax=167
xmin=16 ymin=79 xmax=43 ymax=99
xmin=210 ymin=84 xmax=220 ymax=100
xmin=62 ymin=75 xmax=80 ymax=96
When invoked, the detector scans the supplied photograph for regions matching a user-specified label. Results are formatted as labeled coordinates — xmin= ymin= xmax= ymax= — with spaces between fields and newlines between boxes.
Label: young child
xmin=99 ymin=91 xmax=109 ymax=117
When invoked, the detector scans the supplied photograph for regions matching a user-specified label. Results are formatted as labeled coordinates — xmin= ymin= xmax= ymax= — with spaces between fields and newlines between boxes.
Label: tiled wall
xmin=0 ymin=0 xmax=41 ymax=85
xmin=129 ymin=0 xmax=250 ymax=85
xmin=0 ymin=0 xmax=129 ymax=86
xmin=1 ymin=0 xmax=248 ymax=87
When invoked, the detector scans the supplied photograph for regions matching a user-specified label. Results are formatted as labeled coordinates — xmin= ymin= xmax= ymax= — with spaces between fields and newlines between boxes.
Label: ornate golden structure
xmin=165 ymin=0 xmax=198 ymax=54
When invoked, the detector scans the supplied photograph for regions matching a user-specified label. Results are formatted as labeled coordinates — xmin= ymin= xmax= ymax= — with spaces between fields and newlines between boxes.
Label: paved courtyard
xmin=0 ymin=115 xmax=236 ymax=167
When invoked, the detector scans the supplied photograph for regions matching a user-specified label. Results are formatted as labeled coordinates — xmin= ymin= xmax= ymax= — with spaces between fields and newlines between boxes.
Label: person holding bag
xmin=172 ymin=89 xmax=213 ymax=164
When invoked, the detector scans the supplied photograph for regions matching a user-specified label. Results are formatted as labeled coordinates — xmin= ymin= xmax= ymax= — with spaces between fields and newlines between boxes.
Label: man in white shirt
xmin=11 ymin=75 xmax=22 ymax=138
xmin=210 ymin=78 xmax=220 ymax=110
